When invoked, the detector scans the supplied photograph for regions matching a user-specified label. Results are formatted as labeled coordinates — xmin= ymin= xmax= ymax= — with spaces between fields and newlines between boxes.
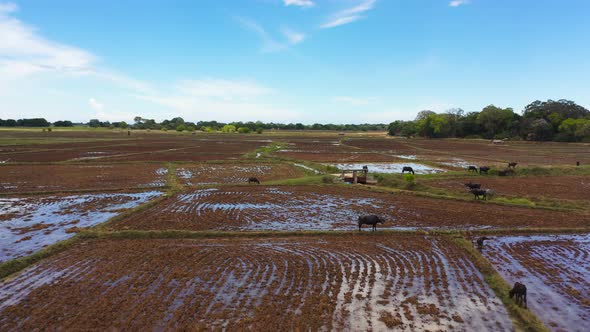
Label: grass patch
xmin=0 ymin=237 xmax=80 ymax=280
xmin=447 ymin=235 xmax=550 ymax=332
xmin=263 ymin=175 xmax=333 ymax=186
xmin=243 ymin=141 xmax=288 ymax=159
xmin=494 ymin=197 xmax=536 ymax=207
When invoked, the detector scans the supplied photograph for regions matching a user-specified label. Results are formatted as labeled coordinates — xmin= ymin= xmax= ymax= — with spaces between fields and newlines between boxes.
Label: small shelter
xmin=340 ymin=165 xmax=374 ymax=184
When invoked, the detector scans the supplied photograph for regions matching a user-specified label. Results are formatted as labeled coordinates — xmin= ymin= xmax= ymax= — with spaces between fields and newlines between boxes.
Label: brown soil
xmin=113 ymin=185 xmax=590 ymax=231
xmin=0 ymin=164 xmax=167 ymax=192
xmin=427 ymin=175 xmax=590 ymax=201
xmin=176 ymin=163 xmax=305 ymax=185
xmin=0 ymin=236 xmax=511 ymax=331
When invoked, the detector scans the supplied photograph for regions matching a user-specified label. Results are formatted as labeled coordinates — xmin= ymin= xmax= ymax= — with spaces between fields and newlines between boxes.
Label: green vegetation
xmin=388 ymin=99 xmax=590 ymax=142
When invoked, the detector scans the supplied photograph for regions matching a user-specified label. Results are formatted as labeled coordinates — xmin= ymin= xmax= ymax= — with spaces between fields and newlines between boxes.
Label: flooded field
xmin=483 ymin=234 xmax=590 ymax=332
xmin=329 ymin=162 xmax=446 ymax=174
xmin=175 ymin=163 xmax=304 ymax=185
xmin=0 ymin=164 xmax=168 ymax=192
xmin=113 ymin=186 xmax=588 ymax=231
xmin=0 ymin=236 xmax=512 ymax=331
xmin=0 ymin=191 xmax=161 ymax=261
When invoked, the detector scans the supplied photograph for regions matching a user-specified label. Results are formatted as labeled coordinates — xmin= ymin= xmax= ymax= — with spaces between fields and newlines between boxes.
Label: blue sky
xmin=1 ymin=0 xmax=589 ymax=124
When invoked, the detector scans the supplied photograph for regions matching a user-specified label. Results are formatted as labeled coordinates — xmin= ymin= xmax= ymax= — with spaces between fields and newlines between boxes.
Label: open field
xmin=176 ymin=163 xmax=305 ymax=185
xmin=2 ymin=129 xmax=589 ymax=330
xmin=0 ymin=164 xmax=167 ymax=192
xmin=0 ymin=191 xmax=161 ymax=262
xmin=483 ymin=234 xmax=590 ymax=332
xmin=113 ymin=185 xmax=590 ymax=231
xmin=0 ymin=236 xmax=512 ymax=331
xmin=427 ymin=176 xmax=590 ymax=202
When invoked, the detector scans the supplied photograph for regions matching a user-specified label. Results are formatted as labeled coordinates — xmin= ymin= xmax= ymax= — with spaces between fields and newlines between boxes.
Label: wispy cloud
xmin=237 ymin=17 xmax=305 ymax=53
xmin=175 ymin=79 xmax=272 ymax=99
xmin=88 ymin=98 xmax=104 ymax=111
xmin=331 ymin=96 xmax=379 ymax=106
xmin=284 ymin=0 xmax=315 ymax=8
xmin=449 ymin=0 xmax=470 ymax=7
xmin=320 ymin=0 xmax=377 ymax=29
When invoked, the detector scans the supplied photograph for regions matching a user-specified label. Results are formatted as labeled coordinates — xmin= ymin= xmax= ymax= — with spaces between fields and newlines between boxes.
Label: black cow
xmin=401 ymin=166 xmax=415 ymax=175
xmin=509 ymin=282 xmax=527 ymax=308
xmin=470 ymin=188 xmax=488 ymax=200
xmin=479 ymin=166 xmax=490 ymax=174
xmin=248 ymin=177 xmax=260 ymax=184
xmin=464 ymin=182 xmax=481 ymax=190
xmin=476 ymin=236 xmax=490 ymax=249
xmin=467 ymin=165 xmax=478 ymax=172
xmin=508 ymin=162 xmax=518 ymax=168
xmin=358 ymin=215 xmax=384 ymax=231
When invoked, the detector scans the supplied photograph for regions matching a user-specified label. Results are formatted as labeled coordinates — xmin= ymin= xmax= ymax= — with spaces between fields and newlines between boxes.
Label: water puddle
xmin=293 ymin=163 xmax=321 ymax=174
xmin=327 ymin=163 xmax=445 ymax=174
xmin=0 ymin=191 xmax=162 ymax=262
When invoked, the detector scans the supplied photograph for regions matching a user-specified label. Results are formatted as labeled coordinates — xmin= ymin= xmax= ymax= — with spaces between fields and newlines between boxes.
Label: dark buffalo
xmin=248 ymin=177 xmax=260 ymax=184
xmin=509 ymin=282 xmax=527 ymax=308
xmin=464 ymin=182 xmax=481 ymax=190
xmin=498 ymin=168 xmax=514 ymax=176
xmin=508 ymin=162 xmax=518 ymax=168
xmin=479 ymin=166 xmax=490 ymax=174
xmin=358 ymin=215 xmax=384 ymax=231
xmin=470 ymin=188 xmax=488 ymax=200
xmin=476 ymin=236 xmax=490 ymax=249
xmin=467 ymin=165 xmax=478 ymax=172
xmin=401 ymin=166 xmax=414 ymax=175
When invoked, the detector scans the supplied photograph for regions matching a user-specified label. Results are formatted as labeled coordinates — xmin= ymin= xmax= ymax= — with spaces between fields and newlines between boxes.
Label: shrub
xmin=237 ymin=127 xmax=251 ymax=134
xmin=403 ymin=173 xmax=416 ymax=189
xmin=256 ymin=127 xmax=264 ymax=134
xmin=322 ymin=175 xmax=334 ymax=184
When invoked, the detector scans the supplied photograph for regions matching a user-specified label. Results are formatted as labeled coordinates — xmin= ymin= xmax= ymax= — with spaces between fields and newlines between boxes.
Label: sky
xmin=1 ymin=0 xmax=589 ymax=124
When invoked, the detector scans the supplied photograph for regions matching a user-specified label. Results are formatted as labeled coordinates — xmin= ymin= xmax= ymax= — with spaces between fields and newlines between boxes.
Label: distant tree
xmin=88 ymin=119 xmax=101 ymax=128
xmin=53 ymin=120 xmax=73 ymax=127
xmin=415 ymin=110 xmax=435 ymax=121
xmin=17 ymin=118 xmax=50 ymax=127
xmin=476 ymin=105 xmax=516 ymax=138
xmin=221 ymin=124 xmax=236 ymax=133
xmin=176 ymin=124 xmax=187 ymax=132
xmin=237 ymin=127 xmax=251 ymax=133
xmin=256 ymin=127 xmax=264 ymax=134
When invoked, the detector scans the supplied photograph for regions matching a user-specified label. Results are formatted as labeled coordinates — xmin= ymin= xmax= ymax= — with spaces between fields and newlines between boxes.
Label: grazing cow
xmin=468 ymin=165 xmax=478 ymax=172
xmin=401 ymin=166 xmax=415 ymax=175
xmin=470 ymin=188 xmax=488 ymax=200
xmin=508 ymin=162 xmax=518 ymax=168
xmin=476 ymin=236 xmax=490 ymax=249
xmin=479 ymin=166 xmax=490 ymax=174
xmin=464 ymin=182 xmax=481 ymax=190
xmin=509 ymin=282 xmax=527 ymax=308
xmin=358 ymin=215 xmax=384 ymax=231
xmin=248 ymin=177 xmax=260 ymax=184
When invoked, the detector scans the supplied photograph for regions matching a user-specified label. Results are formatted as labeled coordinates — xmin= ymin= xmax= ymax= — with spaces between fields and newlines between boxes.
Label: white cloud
xmin=332 ymin=96 xmax=379 ymax=106
xmin=0 ymin=2 xmax=17 ymax=14
xmin=284 ymin=0 xmax=315 ymax=8
xmin=281 ymin=27 xmax=305 ymax=45
xmin=449 ymin=0 xmax=470 ymax=7
xmin=237 ymin=17 xmax=305 ymax=52
xmin=88 ymin=98 xmax=104 ymax=111
xmin=320 ymin=0 xmax=377 ymax=29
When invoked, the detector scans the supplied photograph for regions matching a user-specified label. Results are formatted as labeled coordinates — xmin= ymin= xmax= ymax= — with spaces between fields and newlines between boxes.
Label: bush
xmin=176 ymin=124 xmax=186 ymax=132
xmin=256 ymin=127 xmax=264 ymax=134
xmin=403 ymin=173 xmax=416 ymax=189
xmin=237 ymin=127 xmax=251 ymax=134
xmin=322 ymin=175 xmax=334 ymax=184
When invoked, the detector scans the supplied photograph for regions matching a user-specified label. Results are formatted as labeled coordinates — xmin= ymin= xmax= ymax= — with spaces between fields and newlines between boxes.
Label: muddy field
xmin=0 ymin=164 xmax=168 ymax=192
xmin=176 ymin=163 xmax=305 ymax=185
xmin=0 ymin=191 xmax=161 ymax=262
xmin=0 ymin=236 xmax=512 ymax=331
xmin=427 ymin=175 xmax=590 ymax=201
xmin=483 ymin=234 xmax=590 ymax=332
xmin=114 ymin=186 xmax=590 ymax=231
xmin=342 ymin=138 xmax=590 ymax=166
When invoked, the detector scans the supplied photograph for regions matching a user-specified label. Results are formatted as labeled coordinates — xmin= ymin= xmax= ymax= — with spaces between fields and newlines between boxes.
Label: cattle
xmin=476 ymin=236 xmax=490 ymax=249
xmin=401 ymin=166 xmax=415 ymax=175
xmin=470 ymin=188 xmax=488 ymax=200
xmin=467 ymin=165 xmax=478 ymax=172
xmin=508 ymin=162 xmax=518 ymax=168
xmin=464 ymin=182 xmax=481 ymax=190
xmin=479 ymin=166 xmax=490 ymax=174
xmin=248 ymin=177 xmax=260 ymax=184
xmin=498 ymin=169 xmax=514 ymax=176
xmin=509 ymin=282 xmax=527 ymax=308
xmin=358 ymin=215 xmax=384 ymax=231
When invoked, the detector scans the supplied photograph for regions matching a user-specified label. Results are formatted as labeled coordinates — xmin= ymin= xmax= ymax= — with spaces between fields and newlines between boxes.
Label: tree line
xmin=387 ymin=99 xmax=590 ymax=142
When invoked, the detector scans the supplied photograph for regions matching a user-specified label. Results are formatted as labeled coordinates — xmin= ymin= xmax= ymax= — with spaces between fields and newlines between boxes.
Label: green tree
xmin=237 ymin=127 xmax=251 ymax=133
xmin=221 ymin=124 xmax=236 ymax=133
xmin=476 ymin=105 xmax=516 ymax=138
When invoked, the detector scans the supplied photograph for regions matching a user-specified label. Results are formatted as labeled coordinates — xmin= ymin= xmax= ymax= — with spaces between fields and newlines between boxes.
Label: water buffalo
xmin=248 ymin=177 xmax=260 ymax=184
xmin=401 ymin=166 xmax=415 ymax=175
xmin=498 ymin=169 xmax=514 ymax=176
xmin=358 ymin=215 xmax=384 ymax=231
xmin=467 ymin=165 xmax=478 ymax=172
xmin=479 ymin=166 xmax=490 ymax=174
xmin=509 ymin=282 xmax=527 ymax=308
xmin=508 ymin=162 xmax=518 ymax=168
xmin=476 ymin=236 xmax=490 ymax=249
xmin=464 ymin=182 xmax=481 ymax=190
xmin=470 ymin=188 xmax=488 ymax=200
